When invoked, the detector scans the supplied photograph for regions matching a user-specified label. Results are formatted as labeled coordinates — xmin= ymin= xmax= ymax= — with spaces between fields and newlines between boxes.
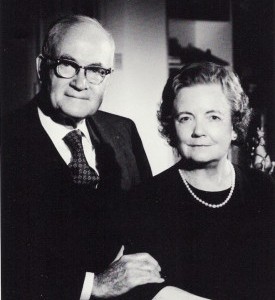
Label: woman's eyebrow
xmin=206 ymin=110 xmax=224 ymax=115
xmin=175 ymin=111 xmax=193 ymax=118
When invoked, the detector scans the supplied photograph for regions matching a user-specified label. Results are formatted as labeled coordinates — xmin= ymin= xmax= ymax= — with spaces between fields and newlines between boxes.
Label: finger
xmin=119 ymin=256 xmax=160 ymax=274
xmin=112 ymin=245 xmax=125 ymax=263
xmin=143 ymin=276 xmax=165 ymax=284
xmin=136 ymin=276 xmax=165 ymax=286
xmin=122 ymin=257 xmax=161 ymax=274
xmin=134 ymin=260 xmax=162 ymax=273
xmin=128 ymin=269 xmax=165 ymax=287
xmin=133 ymin=268 xmax=163 ymax=281
xmin=128 ymin=268 xmax=161 ymax=278
xmin=126 ymin=252 xmax=161 ymax=271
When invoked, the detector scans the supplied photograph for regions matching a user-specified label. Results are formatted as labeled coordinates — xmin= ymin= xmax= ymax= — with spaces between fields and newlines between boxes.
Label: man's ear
xmin=36 ymin=55 xmax=43 ymax=81
xmin=102 ymin=69 xmax=114 ymax=97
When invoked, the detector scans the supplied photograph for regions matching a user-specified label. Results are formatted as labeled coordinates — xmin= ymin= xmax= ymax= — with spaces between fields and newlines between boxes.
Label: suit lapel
xmin=25 ymin=101 xmax=72 ymax=184
xmin=86 ymin=113 xmax=122 ymax=191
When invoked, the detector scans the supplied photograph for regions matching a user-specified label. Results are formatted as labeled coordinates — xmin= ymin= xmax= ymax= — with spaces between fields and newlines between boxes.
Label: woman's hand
xmin=152 ymin=286 xmax=211 ymax=300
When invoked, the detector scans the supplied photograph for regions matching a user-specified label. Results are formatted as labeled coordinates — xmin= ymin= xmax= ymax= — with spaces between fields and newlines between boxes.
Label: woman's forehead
xmin=174 ymin=84 xmax=230 ymax=109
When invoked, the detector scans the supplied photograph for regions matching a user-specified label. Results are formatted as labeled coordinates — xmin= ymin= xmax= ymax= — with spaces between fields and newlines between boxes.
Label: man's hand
xmin=91 ymin=250 xmax=164 ymax=298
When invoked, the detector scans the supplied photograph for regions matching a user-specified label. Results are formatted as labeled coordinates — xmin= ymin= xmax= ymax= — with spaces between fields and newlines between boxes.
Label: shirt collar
xmin=38 ymin=107 xmax=92 ymax=144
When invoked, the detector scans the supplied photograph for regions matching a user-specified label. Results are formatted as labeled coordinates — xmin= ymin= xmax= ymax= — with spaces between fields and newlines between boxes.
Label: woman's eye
xmin=210 ymin=115 xmax=221 ymax=121
xmin=178 ymin=116 xmax=191 ymax=123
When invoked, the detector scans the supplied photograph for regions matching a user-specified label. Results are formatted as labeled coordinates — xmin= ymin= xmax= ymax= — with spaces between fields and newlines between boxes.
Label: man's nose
xmin=191 ymin=119 xmax=206 ymax=137
xmin=70 ymin=69 xmax=88 ymax=91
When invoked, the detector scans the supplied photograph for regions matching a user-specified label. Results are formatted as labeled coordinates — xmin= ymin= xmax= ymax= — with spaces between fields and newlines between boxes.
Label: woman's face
xmin=173 ymin=83 xmax=236 ymax=164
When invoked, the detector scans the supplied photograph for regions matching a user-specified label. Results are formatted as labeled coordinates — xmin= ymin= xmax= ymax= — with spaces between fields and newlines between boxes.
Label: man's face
xmin=43 ymin=24 xmax=114 ymax=119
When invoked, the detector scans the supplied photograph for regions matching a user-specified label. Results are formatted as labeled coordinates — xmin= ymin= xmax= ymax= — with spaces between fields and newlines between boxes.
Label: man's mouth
xmin=66 ymin=94 xmax=89 ymax=100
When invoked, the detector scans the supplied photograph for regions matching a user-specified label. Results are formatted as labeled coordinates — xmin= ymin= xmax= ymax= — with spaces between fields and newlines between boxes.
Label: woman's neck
xmin=182 ymin=159 xmax=233 ymax=192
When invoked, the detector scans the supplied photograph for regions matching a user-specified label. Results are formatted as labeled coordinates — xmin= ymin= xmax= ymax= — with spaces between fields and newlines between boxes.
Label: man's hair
xmin=158 ymin=62 xmax=252 ymax=147
xmin=42 ymin=15 xmax=115 ymax=58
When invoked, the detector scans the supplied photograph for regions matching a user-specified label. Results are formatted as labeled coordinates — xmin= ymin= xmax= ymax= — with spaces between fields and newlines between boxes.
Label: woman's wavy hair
xmin=158 ymin=62 xmax=252 ymax=147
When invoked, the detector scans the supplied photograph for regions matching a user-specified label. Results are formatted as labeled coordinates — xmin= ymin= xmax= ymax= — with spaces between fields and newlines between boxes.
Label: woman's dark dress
xmin=126 ymin=162 xmax=274 ymax=300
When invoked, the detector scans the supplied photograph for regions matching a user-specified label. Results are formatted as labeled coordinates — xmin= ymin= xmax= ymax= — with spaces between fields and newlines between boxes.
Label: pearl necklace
xmin=178 ymin=163 xmax=235 ymax=208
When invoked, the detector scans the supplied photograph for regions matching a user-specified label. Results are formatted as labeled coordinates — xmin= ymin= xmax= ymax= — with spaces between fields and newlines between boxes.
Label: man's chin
xmin=61 ymin=106 xmax=98 ymax=119
xmin=51 ymin=109 xmax=91 ymax=127
xmin=62 ymin=102 xmax=101 ymax=117
xmin=64 ymin=111 xmax=88 ymax=120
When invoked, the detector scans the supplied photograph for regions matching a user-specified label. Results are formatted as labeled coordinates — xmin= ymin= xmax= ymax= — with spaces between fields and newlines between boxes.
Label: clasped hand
xmin=91 ymin=246 xmax=164 ymax=298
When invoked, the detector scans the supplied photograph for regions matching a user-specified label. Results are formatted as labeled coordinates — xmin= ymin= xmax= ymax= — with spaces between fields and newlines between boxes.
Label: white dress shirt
xmin=38 ymin=107 xmax=98 ymax=174
xmin=38 ymin=107 xmax=96 ymax=300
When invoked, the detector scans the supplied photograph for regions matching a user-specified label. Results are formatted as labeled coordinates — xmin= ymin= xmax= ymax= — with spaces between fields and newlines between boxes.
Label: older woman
xmin=126 ymin=63 xmax=274 ymax=300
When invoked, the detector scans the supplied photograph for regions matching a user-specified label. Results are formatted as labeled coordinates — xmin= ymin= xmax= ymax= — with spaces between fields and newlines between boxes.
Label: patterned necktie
xmin=63 ymin=129 xmax=99 ymax=187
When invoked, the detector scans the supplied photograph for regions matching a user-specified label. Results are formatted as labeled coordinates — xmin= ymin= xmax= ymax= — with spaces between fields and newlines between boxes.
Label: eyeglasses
xmin=40 ymin=55 xmax=113 ymax=85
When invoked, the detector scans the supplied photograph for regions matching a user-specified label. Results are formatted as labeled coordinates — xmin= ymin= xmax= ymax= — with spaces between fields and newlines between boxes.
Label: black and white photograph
xmin=1 ymin=1 xmax=274 ymax=299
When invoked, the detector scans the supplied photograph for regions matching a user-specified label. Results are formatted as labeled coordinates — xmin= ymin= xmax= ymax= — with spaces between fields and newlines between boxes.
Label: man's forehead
xmin=54 ymin=23 xmax=113 ymax=51
xmin=53 ymin=24 xmax=114 ymax=65
xmin=64 ymin=25 xmax=107 ymax=41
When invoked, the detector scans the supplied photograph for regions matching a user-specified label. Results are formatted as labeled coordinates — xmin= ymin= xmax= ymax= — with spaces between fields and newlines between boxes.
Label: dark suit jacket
xmin=2 ymin=95 xmax=152 ymax=300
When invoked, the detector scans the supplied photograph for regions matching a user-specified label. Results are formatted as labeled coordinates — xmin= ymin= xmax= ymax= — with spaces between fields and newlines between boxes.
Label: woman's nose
xmin=191 ymin=120 xmax=206 ymax=137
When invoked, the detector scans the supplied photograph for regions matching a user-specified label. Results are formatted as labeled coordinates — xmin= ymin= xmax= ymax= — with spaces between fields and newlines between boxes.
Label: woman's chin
xmin=180 ymin=157 xmax=221 ymax=169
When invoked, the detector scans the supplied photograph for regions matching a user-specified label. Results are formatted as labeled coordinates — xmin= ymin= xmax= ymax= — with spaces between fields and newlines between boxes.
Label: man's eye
xmin=88 ymin=67 xmax=106 ymax=76
xmin=60 ymin=60 xmax=76 ymax=68
xmin=87 ymin=67 xmax=96 ymax=73
xmin=98 ymin=69 xmax=107 ymax=76
xmin=90 ymin=68 xmax=106 ymax=75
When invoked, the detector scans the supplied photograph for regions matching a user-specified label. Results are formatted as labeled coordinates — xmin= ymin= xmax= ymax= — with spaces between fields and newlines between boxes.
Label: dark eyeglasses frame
xmin=40 ymin=55 xmax=113 ymax=84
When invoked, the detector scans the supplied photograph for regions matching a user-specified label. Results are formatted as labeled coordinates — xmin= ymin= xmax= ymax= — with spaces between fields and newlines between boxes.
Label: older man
xmin=2 ymin=15 xmax=162 ymax=300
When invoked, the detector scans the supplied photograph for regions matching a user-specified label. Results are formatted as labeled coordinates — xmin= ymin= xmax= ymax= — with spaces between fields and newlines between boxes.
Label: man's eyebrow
xmin=86 ymin=63 xmax=103 ymax=67
xmin=58 ymin=55 xmax=104 ymax=67
xmin=59 ymin=54 xmax=76 ymax=61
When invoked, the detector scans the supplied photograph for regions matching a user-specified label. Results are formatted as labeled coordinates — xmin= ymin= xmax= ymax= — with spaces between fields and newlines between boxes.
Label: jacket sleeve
xmin=129 ymin=120 xmax=152 ymax=182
